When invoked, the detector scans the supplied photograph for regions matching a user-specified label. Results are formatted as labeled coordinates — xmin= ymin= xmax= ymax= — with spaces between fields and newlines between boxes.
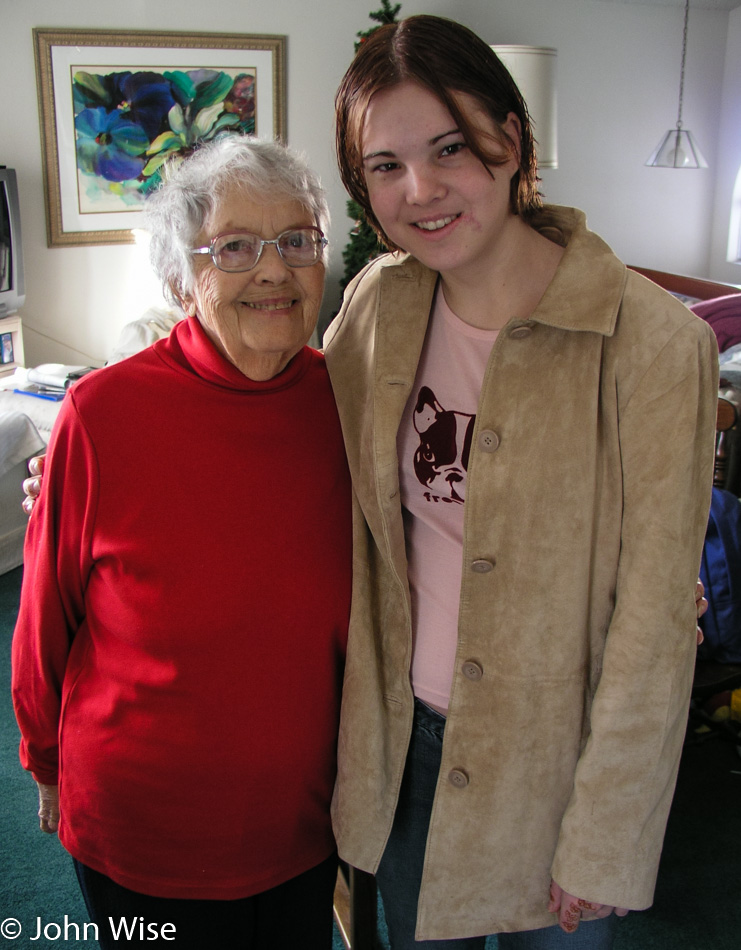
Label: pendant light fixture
xmin=645 ymin=0 xmax=707 ymax=169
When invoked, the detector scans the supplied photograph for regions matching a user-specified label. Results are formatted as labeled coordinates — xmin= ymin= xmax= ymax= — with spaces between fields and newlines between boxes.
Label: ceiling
xmin=607 ymin=0 xmax=741 ymax=9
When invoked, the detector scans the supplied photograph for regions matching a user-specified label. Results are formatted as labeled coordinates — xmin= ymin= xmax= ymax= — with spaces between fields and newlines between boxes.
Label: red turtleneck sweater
xmin=12 ymin=317 xmax=352 ymax=900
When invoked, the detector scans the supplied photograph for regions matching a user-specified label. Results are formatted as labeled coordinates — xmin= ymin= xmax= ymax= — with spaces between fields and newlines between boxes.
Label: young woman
xmin=324 ymin=15 xmax=718 ymax=949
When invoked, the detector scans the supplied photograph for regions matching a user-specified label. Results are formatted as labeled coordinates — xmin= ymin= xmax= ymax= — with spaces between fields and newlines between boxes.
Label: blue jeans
xmin=375 ymin=699 xmax=619 ymax=950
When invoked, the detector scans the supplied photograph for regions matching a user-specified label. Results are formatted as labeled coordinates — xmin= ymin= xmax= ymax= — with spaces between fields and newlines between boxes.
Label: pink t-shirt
xmin=397 ymin=286 xmax=498 ymax=713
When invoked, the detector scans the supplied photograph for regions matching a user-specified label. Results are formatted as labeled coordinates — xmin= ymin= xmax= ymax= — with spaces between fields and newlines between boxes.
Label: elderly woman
xmin=11 ymin=136 xmax=352 ymax=950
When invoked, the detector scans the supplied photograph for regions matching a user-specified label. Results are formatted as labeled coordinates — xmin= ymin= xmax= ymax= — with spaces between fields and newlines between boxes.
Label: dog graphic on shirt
xmin=412 ymin=386 xmax=475 ymax=504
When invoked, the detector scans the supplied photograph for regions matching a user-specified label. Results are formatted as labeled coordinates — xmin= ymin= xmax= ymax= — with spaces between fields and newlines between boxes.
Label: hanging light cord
xmin=676 ymin=0 xmax=690 ymax=129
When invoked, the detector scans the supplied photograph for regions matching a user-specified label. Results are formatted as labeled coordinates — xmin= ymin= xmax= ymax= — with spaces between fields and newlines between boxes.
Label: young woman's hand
xmin=22 ymin=455 xmax=45 ymax=515
xmin=548 ymin=880 xmax=629 ymax=932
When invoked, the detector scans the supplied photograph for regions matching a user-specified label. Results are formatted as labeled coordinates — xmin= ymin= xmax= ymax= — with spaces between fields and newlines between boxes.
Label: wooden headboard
xmin=628 ymin=266 xmax=740 ymax=302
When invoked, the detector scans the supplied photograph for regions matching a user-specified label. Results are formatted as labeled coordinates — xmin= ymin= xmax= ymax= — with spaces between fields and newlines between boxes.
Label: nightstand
xmin=0 ymin=314 xmax=25 ymax=377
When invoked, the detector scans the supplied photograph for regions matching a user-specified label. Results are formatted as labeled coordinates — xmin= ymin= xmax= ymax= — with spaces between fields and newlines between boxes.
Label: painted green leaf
xmin=209 ymin=114 xmax=242 ymax=135
xmin=147 ymin=130 xmax=183 ymax=154
xmin=164 ymin=70 xmax=196 ymax=103
xmin=73 ymin=70 xmax=109 ymax=101
xmin=141 ymin=151 xmax=175 ymax=176
xmin=192 ymin=72 xmax=234 ymax=112
xmin=167 ymin=103 xmax=187 ymax=136
xmin=193 ymin=102 xmax=228 ymax=137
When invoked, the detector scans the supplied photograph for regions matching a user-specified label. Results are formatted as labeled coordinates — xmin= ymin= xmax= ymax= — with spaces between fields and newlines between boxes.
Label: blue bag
xmin=698 ymin=487 xmax=741 ymax=663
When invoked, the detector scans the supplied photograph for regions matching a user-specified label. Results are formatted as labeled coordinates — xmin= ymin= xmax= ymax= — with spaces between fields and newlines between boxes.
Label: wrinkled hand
xmin=548 ymin=880 xmax=629 ymax=933
xmin=696 ymin=578 xmax=707 ymax=646
xmin=36 ymin=781 xmax=59 ymax=834
xmin=22 ymin=455 xmax=45 ymax=516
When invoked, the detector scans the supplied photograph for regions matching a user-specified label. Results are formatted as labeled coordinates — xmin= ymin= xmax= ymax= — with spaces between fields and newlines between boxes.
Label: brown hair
xmin=335 ymin=14 xmax=542 ymax=249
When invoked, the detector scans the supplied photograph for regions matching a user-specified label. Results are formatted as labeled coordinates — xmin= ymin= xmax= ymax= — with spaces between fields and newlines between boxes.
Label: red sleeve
xmin=11 ymin=392 xmax=99 ymax=784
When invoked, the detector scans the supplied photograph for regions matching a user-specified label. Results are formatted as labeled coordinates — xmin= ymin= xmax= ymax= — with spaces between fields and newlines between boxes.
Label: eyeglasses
xmin=191 ymin=227 xmax=328 ymax=273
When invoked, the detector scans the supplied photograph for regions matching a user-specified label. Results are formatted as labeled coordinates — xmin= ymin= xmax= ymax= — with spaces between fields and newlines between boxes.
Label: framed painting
xmin=33 ymin=28 xmax=286 ymax=247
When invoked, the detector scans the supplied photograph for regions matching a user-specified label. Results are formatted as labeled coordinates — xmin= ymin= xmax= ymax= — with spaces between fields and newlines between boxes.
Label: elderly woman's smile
xmin=243 ymin=298 xmax=298 ymax=312
xmin=185 ymin=186 xmax=326 ymax=381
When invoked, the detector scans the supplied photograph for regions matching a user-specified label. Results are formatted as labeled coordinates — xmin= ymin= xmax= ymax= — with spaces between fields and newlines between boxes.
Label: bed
xmin=0 ymin=406 xmax=47 ymax=574
xmin=629 ymin=267 xmax=741 ymax=496
xmin=0 ymin=310 xmax=179 ymax=575
xmin=628 ymin=266 xmax=740 ymax=306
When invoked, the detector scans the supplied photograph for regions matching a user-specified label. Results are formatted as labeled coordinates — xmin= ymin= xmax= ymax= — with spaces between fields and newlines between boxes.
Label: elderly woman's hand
xmin=22 ymin=455 xmax=45 ymax=515
xmin=696 ymin=578 xmax=707 ymax=646
xmin=36 ymin=781 xmax=59 ymax=834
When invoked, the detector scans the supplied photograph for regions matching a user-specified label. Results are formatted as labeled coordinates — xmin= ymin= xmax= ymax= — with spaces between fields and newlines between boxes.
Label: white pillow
xmin=108 ymin=308 xmax=181 ymax=364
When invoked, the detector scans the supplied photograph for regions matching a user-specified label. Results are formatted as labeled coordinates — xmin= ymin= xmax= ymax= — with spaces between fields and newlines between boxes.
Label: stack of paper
xmin=27 ymin=364 xmax=95 ymax=391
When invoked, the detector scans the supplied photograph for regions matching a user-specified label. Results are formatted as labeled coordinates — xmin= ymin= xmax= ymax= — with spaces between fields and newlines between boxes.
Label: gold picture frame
xmin=33 ymin=28 xmax=287 ymax=247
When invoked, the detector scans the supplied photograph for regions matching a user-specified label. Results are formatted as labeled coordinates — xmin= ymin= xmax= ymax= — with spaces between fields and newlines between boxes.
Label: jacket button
xmin=509 ymin=322 xmax=534 ymax=339
xmin=462 ymin=661 xmax=483 ymax=681
xmin=478 ymin=429 xmax=500 ymax=452
xmin=448 ymin=769 xmax=470 ymax=788
xmin=471 ymin=559 xmax=494 ymax=573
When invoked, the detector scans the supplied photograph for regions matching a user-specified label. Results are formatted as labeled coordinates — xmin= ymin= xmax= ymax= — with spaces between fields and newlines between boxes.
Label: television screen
xmin=0 ymin=183 xmax=11 ymax=293
xmin=0 ymin=167 xmax=25 ymax=316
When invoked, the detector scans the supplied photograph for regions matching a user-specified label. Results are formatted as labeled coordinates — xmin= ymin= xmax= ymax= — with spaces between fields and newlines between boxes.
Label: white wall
xmin=709 ymin=5 xmax=741 ymax=283
xmin=1 ymin=0 xmax=737 ymax=367
xmin=538 ymin=0 xmax=726 ymax=275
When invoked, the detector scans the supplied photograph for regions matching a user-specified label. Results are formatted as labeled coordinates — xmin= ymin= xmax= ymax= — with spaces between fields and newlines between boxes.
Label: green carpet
xmin=2 ymin=564 xmax=740 ymax=949
xmin=1 ymin=567 xmax=98 ymax=949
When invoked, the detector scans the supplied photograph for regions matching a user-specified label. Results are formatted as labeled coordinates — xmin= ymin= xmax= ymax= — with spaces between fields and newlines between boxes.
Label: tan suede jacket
xmin=323 ymin=206 xmax=718 ymax=940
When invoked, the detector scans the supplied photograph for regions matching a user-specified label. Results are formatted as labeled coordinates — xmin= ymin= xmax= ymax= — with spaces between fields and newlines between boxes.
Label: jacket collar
xmin=528 ymin=206 xmax=626 ymax=337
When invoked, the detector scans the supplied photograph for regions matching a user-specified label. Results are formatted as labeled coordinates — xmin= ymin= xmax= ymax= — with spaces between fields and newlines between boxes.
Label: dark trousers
xmin=73 ymin=853 xmax=337 ymax=950
xmin=376 ymin=699 xmax=619 ymax=949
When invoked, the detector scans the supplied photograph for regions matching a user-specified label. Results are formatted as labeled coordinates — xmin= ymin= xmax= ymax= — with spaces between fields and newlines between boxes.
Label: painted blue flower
xmin=75 ymin=107 xmax=150 ymax=182
xmin=111 ymin=71 xmax=179 ymax=139
xmin=74 ymin=71 xmax=178 ymax=140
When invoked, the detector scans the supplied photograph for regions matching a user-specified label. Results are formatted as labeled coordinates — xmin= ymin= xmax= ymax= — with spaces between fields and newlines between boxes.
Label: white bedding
xmin=0 ymin=310 xmax=179 ymax=574
xmin=0 ymin=411 xmax=47 ymax=574
xmin=0 ymin=376 xmax=66 ymax=442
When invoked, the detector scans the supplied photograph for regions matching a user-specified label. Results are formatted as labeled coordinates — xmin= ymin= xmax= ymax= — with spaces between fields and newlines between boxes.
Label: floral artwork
xmin=33 ymin=30 xmax=286 ymax=246
xmin=72 ymin=66 xmax=257 ymax=212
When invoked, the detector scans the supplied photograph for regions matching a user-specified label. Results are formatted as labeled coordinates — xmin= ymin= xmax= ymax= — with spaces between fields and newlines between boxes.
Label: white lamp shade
xmin=491 ymin=45 xmax=558 ymax=169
